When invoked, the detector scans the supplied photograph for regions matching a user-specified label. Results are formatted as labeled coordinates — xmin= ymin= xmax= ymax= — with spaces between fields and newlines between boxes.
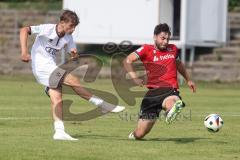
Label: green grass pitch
xmin=0 ymin=75 xmax=240 ymax=160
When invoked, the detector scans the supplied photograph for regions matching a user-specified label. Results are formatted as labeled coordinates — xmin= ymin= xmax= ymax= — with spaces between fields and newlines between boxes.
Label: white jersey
xmin=30 ymin=24 xmax=76 ymax=87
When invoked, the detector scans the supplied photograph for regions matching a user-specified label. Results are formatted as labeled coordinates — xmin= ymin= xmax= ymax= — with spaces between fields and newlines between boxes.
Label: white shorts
xmin=32 ymin=63 xmax=66 ymax=88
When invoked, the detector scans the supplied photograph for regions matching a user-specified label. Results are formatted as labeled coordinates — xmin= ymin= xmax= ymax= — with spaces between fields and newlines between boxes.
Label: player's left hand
xmin=70 ymin=48 xmax=79 ymax=60
xmin=187 ymin=80 xmax=196 ymax=93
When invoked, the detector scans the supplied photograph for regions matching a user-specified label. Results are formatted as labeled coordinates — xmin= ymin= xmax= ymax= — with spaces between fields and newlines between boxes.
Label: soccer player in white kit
xmin=20 ymin=10 xmax=125 ymax=141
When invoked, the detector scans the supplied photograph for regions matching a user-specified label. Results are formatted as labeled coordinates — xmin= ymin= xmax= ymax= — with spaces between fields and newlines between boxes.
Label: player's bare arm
xmin=176 ymin=60 xmax=196 ymax=92
xmin=123 ymin=52 xmax=144 ymax=87
xmin=20 ymin=27 xmax=31 ymax=62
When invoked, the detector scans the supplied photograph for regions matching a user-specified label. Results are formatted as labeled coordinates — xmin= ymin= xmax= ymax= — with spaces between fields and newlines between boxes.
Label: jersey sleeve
xmin=174 ymin=45 xmax=180 ymax=60
xmin=66 ymin=36 xmax=77 ymax=53
xmin=29 ymin=25 xmax=45 ymax=35
xmin=134 ymin=45 xmax=148 ymax=60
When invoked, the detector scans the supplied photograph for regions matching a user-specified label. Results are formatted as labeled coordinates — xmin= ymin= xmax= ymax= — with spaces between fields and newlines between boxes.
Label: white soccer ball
xmin=204 ymin=114 xmax=223 ymax=132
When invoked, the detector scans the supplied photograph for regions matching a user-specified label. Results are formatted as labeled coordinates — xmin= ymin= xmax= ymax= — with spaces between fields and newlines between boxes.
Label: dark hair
xmin=60 ymin=9 xmax=79 ymax=26
xmin=154 ymin=23 xmax=171 ymax=36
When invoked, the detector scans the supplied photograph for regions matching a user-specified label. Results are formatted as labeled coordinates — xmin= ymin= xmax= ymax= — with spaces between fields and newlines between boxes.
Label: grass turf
xmin=0 ymin=75 xmax=240 ymax=160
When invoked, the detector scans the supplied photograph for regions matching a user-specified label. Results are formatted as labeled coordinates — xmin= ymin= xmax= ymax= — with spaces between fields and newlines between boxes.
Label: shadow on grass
xmin=147 ymin=137 xmax=229 ymax=145
xmin=72 ymin=134 xmax=214 ymax=144
xmin=72 ymin=134 xmax=120 ymax=139
xmin=146 ymin=137 xmax=209 ymax=144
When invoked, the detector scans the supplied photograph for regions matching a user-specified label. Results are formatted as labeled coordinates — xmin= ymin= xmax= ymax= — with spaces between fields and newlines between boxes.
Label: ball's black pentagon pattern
xmin=204 ymin=114 xmax=223 ymax=133
xmin=204 ymin=116 xmax=210 ymax=121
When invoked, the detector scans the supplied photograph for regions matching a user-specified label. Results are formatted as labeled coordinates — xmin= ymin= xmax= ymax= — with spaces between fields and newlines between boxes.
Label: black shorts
xmin=139 ymin=87 xmax=182 ymax=120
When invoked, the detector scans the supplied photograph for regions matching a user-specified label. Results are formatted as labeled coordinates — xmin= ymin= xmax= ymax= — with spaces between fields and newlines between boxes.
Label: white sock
xmin=54 ymin=120 xmax=65 ymax=133
xmin=89 ymin=95 xmax=104 ymax=106
xmin=89 ymin=95 xmax=122 ymax=113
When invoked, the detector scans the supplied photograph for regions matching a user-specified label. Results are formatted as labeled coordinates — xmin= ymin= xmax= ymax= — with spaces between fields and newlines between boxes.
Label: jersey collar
xmin=55 ymin=24 xmax=65 ymax=38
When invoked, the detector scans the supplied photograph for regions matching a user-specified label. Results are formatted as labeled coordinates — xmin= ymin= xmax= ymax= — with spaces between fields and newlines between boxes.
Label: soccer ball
xmin=204 ymin=114 xmax=223 ymax=132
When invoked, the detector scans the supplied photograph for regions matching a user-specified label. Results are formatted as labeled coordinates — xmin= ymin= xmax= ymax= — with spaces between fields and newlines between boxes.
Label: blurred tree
xmin=229 ymin=0 xmax=240 ymax=11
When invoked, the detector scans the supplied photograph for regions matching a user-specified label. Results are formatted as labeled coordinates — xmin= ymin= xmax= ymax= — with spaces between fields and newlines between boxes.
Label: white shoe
xmin=53 ymin=131 xmax=78 ymax=141
xmin=128 ymin=132 xmax=136 ymax=140
xmin=111 ymin=105 xmax=125 ymax=113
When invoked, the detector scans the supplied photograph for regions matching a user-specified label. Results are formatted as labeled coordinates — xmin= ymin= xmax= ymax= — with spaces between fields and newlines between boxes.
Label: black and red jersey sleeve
xmin=170 ymin=44 xmax=180 ymax=60
xmin=134 ymin=44 xmax=149 ymax=60
xmin=174 ymin=45 xmax=180 ymax=60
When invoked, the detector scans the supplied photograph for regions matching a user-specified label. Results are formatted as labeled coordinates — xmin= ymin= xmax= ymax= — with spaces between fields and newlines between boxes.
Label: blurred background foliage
xmin=229 ymin=0 xmax=240 ymax=11
xmin=0 ymin=0 xmax=62 ymax=10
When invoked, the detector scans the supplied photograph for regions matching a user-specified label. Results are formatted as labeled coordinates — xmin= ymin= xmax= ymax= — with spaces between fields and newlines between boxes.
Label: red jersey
xmin=134 ymin=44 xmax=179 ymax=89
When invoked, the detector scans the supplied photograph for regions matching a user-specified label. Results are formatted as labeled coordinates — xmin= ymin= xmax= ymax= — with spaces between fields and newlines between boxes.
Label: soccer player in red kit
xmin=123 ymin=23 xmax=196 ymax=140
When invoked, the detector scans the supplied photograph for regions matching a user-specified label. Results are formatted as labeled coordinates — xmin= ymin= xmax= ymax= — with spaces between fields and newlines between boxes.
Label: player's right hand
xmin=133 ymin=78 xmax=144 ymax=87
xmin=187 ymin=80 xmax=196 ymax=93
xmin=21 ymin=53 xmax=31 ymax=62
xmin=70 ymin=48 xmax=79 ymax=60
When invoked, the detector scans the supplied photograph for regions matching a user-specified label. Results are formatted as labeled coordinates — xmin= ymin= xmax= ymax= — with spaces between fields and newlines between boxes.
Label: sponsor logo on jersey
xmin=153 ymin=54 xmax=175 ymax=62
xmin=45 ymin=47 xmax=58 ymax=56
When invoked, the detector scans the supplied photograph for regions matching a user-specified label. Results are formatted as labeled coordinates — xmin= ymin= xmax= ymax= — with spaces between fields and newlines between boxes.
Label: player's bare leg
xmin=49 ymin=88 xmax=63 ymax=121
xmin=63 ymin=73 xmax=125 ymax=113
xmin=162 ymin=96 xmax=179 ymax=112
xmin=49 ymin=88 xmax=78 ymax=141
xmin=129 ymin=119 xmax=156 ymax=140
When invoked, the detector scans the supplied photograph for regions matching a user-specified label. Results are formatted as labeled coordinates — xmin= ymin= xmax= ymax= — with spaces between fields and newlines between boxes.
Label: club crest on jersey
xmin=153 ymin=50 xmax=156 ymax=55
xmin=48 ymin=39 xmax=53 ymax=43
xmin=167 ymin=47 xmax=174 ymax=52
xmin=153 ymin=54 xmax=175 ymax=62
